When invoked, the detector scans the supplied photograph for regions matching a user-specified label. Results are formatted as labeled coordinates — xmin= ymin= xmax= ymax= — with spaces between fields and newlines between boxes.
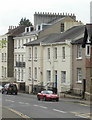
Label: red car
xmin=37 ymin=90 xmax=59 ymax=101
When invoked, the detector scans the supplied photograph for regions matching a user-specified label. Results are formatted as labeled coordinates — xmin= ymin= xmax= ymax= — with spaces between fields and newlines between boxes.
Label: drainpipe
xmin=90 ymin=46 xmax=92 ymax=101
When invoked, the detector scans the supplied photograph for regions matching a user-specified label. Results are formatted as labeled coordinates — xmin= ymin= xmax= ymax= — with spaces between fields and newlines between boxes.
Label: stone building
xmin=0 ymin=25 xmax=26 ymax=85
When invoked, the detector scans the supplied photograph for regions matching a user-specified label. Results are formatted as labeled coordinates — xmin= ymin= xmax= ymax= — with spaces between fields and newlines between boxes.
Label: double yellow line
xmin=3 ymin=106 xmax=33 ymax=120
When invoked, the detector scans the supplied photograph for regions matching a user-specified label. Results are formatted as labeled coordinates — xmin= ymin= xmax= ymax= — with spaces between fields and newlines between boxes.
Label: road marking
xmin=25 ymin=103 xmax=30 ymax=105
xmin=5 ymin=99 xmax=15 ymax=102
xmin=18 ymin=102 xmax=25 ymax=104
xmin=53 ymin=109 xmax=67 ymax=113
xmin=33 ymin=104 xmax=47 ymax=109
xmin=3 ymin=106 xmax=32 ymax=119
xmin=75 ymin=114 xmax=90 ymax=118
xmin=79 ymin=103 xmax=89 ymax=106
xmin=70 ymin=112 xmax=91 ymax=118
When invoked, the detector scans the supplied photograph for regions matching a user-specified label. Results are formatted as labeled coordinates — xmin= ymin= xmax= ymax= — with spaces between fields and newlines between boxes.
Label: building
xmin=90 ymin=1 xmax=92 ymax=23
xmin=13 ymin=26 xmax=38 ymax=91
xmin=24 ymin=25 xmax=85 ymax=94
xmin=0 ymin=25 xmax=26 ymax=85
xmin=34 ymin=12 xmax=76 ymax=28
xmin=71 ymin=24 xmax=92 ymax=100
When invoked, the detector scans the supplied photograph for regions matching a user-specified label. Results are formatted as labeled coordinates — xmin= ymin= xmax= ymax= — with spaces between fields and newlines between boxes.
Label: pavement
xmin=60 ymin=93 xmax=92 ymax=106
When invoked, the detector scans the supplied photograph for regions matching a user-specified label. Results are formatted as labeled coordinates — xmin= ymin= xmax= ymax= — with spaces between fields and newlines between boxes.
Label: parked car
xmin=37 ymin=90 xmax=59 ymax=101
xmin=2 ymin=83 xmax=18 ymax=95
xmin=0 ymin=85 xmax=3 ymax=92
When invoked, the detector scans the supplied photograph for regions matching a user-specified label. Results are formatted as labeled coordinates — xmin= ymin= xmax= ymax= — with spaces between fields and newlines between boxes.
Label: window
xmin=5 ymin=53 xmax=6 ymax=62
xmin=47 ymin=48 xmax=50 ymax=60
xmin=54 ymin=47 xmax=57 ymax=59
xmin=29 ymin=48 xmax=32 ymax=60
xmin=18 ymin=69 xmax=20 ymax=81
xmin=15 ymin=55 xmax=17 ymax=63
xmin=29 ymin=67 xmax=31 ymax=80
xmin=77 ymin=45 xmax=82 ymax=58
xmin=62 ymin=47 xmax=65 ymax=60
xmin=61 ymin=23 xmax=64 ymax=32
xmin=21 ymin=39 xmax=24 ymax=48
xmin=54 ymin=71 xmax=57 ymax=88
xmin=18 ymin=55 xmax=20 ymax=62
xmin=47 ymin=70 xmax=51 ymax=82
xmin=2 ymin=53 xmax=4 ymax=62
xmin=18 ymin=40 xmax=20 ymax=48
xmin=4 ymin=67 xmax=6 ymax=78
xmin=1 ymin=67 xmax=4 ymax=77
xmin=86 ymin=45 xmax=90 ymax=56
xmin=14 ymin=69 xmax=17 ymax=80
xmin=34 ymin=67 xmax=37 ymax=80
xmin=61 ymin=71 xmax=66 ymax=83
xmin=21 ymin=69 xmax=23 ymax=81
xmin=77 ymin=68 xmax=82 ymax=83
xmin=22 ymin=55 xmax=24 ymax=62
xmin=34 ymin=47 xmax=37 ymax=60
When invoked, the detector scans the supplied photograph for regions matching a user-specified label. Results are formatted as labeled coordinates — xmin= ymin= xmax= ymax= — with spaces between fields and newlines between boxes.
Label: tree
xmin=19 ymin=17 xmax=32 ymax=27
xmin=0 ymin=40 xmax=8 ymax=48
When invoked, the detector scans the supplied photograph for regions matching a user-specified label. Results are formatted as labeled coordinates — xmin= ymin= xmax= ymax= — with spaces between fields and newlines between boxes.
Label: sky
xmin=0 ymin=0 xmax=91 ymax=35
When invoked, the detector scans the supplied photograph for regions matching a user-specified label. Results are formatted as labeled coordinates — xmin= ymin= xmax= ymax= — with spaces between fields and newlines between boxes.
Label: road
xmin=1 ymin=93 xmax=91 ymax=120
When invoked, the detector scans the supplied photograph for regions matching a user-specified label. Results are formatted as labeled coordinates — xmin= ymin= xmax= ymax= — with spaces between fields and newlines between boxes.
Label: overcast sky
xmin=0 ymin=0 xmax=91 ymax=35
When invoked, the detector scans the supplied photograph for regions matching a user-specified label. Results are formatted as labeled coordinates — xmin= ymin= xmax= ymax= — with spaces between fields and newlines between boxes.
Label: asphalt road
xmin=1 ymin=93 xmax=91 ymax=120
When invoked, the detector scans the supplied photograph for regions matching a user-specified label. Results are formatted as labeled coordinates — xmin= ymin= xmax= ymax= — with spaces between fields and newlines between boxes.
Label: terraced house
xmin=24 ymin=25 xmax=85 ymax=94
xmin=13 ymin=12 xmax=83 ymax=92
xmin=0 ymin=25 xmax=26 ymax=85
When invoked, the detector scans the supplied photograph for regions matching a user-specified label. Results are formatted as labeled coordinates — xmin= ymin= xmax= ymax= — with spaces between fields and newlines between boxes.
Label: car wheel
xmin=5 ymin=91 xmax=8 ymax=94
xmin=43 ymin=96 xmax=47 ymax=101
xmin=56 ymin=98 xmax=59 ymax=102
xmin=15 ymin=92 xmax=17 ymax=95
xmin=37 ymin=96 xmax=40 ymax=100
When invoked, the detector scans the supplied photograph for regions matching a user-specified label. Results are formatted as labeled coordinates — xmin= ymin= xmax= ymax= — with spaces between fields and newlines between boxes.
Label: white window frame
xmin=54 ymin=47 xmax=57 ymax=60
xmin=47 ymin=70 xmax=51 ymax=82
xmin=61 ymin=71 xmax=66 ymax=83
xmin=77 ymin=45 xmax=82 ymax=59
xmin=62 ymin=47 xmax=65 ymax=60
xmin=21 ymin=69 xmax=23 ymax=81
xmin=77 ymin=68 xmax=82 ymax=83
xmin=34 ymin=67 xmax=37 ymax=80
xmin=29 ymin=67 xmax=31 ymax=81
xmin=47 ymin=48 xmax=50 ymax=60
xmin=86 ymin=45 xmax=90 ymax=56
xmin=29 ymin=48 xmax=32 ymax=60
xmin=34 ymin=47 xmax=37 ymax=60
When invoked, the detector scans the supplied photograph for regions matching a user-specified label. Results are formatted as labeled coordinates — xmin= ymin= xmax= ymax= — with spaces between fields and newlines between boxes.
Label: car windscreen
xmin=42 ymin=91 xmax=53 ymax=94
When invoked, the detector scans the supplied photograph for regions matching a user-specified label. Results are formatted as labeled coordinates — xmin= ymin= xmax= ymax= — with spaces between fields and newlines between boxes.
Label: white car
xmin=0 ymin=85 xmax=3 ymax=92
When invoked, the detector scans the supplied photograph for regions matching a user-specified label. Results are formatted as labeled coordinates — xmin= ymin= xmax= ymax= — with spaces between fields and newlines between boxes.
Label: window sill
xmin=62 ymin=59 xmax=65 ymax=62
xmin=76 ymin=81 xmax=82 ymax=84
xmin=76 ymin=57 xmax=82 ymax=60
xmin=34 ymin=60 xmax=37 ymax=62
xmin=54 ymin=59 xmax=58 ymax=62
xmin=28 ymin=59 xmax=32 ymax=61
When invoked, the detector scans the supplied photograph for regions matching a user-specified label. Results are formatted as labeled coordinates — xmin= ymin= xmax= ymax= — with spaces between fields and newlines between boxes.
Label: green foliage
xmin=19 ymin=17 xmax=32 ymax=26
xmin=0 ymin=40 xmax=8 ymax=48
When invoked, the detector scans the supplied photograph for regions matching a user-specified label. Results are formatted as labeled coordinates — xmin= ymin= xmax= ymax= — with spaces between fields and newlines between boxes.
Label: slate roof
xmin=24 ymin=25 xmax=85 ymax=46
xmin=71 ymin=24 xmax=92 ymax=45
xmin=71 ymin=38 xmax=84 ymax=44
xmin=6 ymin=25 xmax=26 ymax=36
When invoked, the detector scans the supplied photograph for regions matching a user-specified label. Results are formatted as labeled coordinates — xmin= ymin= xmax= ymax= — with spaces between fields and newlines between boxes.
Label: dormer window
xmin=61 ymin=23 xmax=64 ymax=32
xmin=25 ymin=26 xmax=34 ymax=32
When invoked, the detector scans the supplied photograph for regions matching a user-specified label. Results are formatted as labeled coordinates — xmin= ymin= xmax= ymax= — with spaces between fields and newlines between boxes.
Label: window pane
xmin=61 ymin=71 xmax=66 ymax=83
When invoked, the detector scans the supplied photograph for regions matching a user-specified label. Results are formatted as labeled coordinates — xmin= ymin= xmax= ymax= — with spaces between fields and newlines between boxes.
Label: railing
xmin=16 ymin=62 xmax=25 ymax=67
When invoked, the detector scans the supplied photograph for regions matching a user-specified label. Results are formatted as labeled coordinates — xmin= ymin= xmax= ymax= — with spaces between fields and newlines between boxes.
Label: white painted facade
xmin=14 ymin=29 xmax=37 ymax=88
xmin=25 ymin=40 xmax=72 ymax=93
xmin=0 ymin=34 xmax=8 ymax=84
